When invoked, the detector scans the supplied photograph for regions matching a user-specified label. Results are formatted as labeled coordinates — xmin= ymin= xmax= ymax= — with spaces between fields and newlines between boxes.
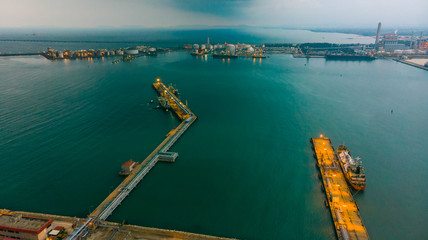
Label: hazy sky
xmin=0 ymin=0 xmax=426 ymax=28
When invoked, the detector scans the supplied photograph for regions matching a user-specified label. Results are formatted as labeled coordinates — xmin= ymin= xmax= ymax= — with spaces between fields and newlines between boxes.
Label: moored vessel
xmin=325 ymin=54 xmax=375 ymax=61
xmin=213 ymin=53 xmax=238 ymax=59
xmin=336 ymin=145 xmax=366 ymax=190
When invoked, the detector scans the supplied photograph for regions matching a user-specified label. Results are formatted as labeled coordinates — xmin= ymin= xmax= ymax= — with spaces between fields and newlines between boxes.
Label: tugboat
xmin=336 ymin=145 xmax=366 ymax=190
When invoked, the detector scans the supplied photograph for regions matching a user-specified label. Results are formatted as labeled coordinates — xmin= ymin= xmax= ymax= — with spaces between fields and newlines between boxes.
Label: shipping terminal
xmin=311 ymin=136 xmax=369 ymax=240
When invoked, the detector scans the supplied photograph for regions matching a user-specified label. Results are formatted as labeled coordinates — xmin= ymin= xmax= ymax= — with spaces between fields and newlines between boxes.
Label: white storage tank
xmin=125 ymin=48 xmax=139 ymax=55
xmin=246 ymin=47 xmax=255 ymax=52
xmin=225 ymin=44 xmax=236 ymax=54
xmin=193 ymin=44 xmax=199 ymax=49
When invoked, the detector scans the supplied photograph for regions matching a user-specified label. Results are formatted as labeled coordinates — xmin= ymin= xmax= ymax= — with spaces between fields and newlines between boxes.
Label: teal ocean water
xmin=1 ymin=51 xmax=428 ymax=239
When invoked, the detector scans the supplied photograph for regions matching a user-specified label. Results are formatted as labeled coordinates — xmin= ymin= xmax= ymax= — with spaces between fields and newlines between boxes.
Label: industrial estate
xmin=0 ymin=22 xmax=427 ymax=70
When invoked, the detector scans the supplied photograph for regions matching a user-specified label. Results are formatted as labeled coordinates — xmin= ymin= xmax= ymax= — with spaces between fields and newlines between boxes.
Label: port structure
xmin=67 ymin=79 xmax=196 ymax=240
xmin=311 ymin=136 xmax=369 ymax=240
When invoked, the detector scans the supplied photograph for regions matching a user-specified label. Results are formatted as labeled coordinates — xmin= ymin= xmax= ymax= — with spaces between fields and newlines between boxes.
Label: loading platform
xmin=152 ymin=79 xmax=193 ymax=120
xmin=311 ymin=136 xmax=369 ymax=240
xmin=67 ymin=79 xmax=196 ymax=240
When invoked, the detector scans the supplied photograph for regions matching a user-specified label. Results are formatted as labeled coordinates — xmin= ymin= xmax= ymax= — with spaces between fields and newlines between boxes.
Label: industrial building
xmin=382 ymin=34 xmax=406 ymax=51
xmin=121 ymin=160 xmax=136 ymax=172
xmin=0 ymin=213 xmax=53 ymax=240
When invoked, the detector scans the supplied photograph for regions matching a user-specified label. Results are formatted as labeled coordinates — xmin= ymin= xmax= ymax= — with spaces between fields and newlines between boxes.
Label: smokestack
xmin=419 ymin=32 xmax=424 ymax=49
xmin=375 ymin=22 xmax=382 ymax=50
xmin=207 ymin=37 xmax=209 ymax=46
xmin=410 ymin=31 xmax=414 ymax=49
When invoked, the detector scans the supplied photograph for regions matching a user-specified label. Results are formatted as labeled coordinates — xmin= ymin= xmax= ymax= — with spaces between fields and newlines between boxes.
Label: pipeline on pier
xmin=68 ymin=79 xmax=196 ymax=240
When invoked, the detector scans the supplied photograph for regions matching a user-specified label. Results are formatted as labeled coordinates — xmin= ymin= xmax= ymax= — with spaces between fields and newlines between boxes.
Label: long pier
xmin=311 ymin=136 xmax=369 ymax=240
xmin=67 ymin=79 xmax=196 ymax=240
xmin=0 ymin=53 xmax=41 ymax=57
xmin=393 ymin=58 xmax=428 ymax=71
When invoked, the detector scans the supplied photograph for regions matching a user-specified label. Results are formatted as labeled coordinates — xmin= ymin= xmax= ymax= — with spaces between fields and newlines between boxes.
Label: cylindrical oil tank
xmin=225 ymin=44 xmax=235 ymax=53
xmin=125 ymin=48 xmax=139 ymax=55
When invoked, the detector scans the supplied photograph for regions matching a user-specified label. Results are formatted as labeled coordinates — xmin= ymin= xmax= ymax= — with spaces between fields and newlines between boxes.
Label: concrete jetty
xmin=394 ymin=58 xmax=428 ymax=71
xmin=311 ymin=136 xmax=369 ymax=240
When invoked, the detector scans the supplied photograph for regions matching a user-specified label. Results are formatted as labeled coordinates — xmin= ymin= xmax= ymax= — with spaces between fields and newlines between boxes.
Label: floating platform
xmin=158 ymin=152 xmax=179 ymax=162
xmin=311 ymin=136 xmax=370 ymax=240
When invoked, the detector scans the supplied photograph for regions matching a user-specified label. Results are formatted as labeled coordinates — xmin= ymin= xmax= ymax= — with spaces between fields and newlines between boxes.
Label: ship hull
xmin=213 ymin=54 xmax=238 ymax=59
xmin=337 ymin=146 xmax=366 ymax=191
xmin=342 ymin=170 xmax=366 ymax=190
xmin=326 ymin=55 xmax=375 ymax=61
xmin=340 ymin=163 xmax=366 ymax=190
xmin=350 ymin=184 xmax=366 ymax=191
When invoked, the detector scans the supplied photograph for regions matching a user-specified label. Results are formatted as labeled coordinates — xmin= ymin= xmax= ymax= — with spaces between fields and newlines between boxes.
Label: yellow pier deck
xmin=153 ymin=81 xmax=192 ymax=120
xmin=311 ymin=136 xmax=369 ymax=240
xmin=89 ymin=80 xmax=196 ymax=221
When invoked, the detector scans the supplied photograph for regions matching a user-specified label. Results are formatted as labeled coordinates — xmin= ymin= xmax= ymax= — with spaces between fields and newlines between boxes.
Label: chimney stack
xmin=375 ymin=22 xmax=382 ymax=50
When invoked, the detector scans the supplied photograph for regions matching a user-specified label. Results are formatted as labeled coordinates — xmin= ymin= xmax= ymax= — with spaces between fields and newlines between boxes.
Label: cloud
xmin=0 ymin=0 xmax=426 ymax=28
xmin=161 ymin=0 xmax=250 ymax=17
xmin=0 ymin=0 xmax=232 ymax=27
xmin=242 ymin=0 xmax=427 ymax=27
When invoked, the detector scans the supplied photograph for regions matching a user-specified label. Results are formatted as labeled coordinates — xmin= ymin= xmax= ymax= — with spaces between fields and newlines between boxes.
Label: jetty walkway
xmin=311 ymin=136 xmax=369 ymax=240
xmin=67 ymin=79 xmax=196 ymax=239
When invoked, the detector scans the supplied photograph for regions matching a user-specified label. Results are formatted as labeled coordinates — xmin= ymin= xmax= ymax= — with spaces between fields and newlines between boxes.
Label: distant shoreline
xmin=308 ymin=27 xmax=428 ymax=37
